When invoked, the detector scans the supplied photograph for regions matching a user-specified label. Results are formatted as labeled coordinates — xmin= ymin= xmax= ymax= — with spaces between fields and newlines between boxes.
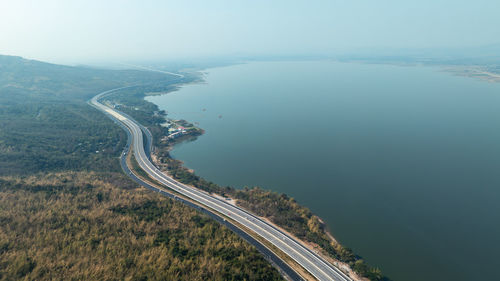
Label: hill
xmin=0 ymin=55 xmax=283 ymax=280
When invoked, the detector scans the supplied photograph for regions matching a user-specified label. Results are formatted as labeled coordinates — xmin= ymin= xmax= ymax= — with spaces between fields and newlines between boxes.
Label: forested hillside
xmin=0 ymin=55 xmax=283 ymax=280
xmin=0 ymin=55 xmax=174 ymax=175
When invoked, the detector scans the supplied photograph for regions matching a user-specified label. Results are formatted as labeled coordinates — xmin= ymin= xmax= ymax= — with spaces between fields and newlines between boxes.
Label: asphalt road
xmin=113 ymin=117 xmax=303 ymax=281
xmin=90 ymin=88 xmax=353 ymax=281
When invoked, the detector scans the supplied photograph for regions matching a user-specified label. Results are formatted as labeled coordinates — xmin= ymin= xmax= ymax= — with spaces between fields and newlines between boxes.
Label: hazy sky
xmin=1 ymin=0 xmax=499 ymax=64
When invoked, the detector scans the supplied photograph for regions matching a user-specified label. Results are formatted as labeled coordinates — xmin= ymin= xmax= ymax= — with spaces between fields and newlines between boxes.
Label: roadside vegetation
xmin=0 ymin=55 xmax=284 ymax=280
xmin=0 ymin=172 xmax=283 ymax=281
xmin=108 ymin=80 xmax=391 ymax=281
xmin=0 ymin=55 xmax=171 ymax=176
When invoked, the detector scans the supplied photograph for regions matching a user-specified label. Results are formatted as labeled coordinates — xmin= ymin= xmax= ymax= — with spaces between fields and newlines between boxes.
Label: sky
xmin=0 ymin=0 xmax=499 ymax=64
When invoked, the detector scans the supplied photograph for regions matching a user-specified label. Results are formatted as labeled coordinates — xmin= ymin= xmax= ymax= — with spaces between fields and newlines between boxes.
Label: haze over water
xmin=147 ymin=61 xmax=500 ymax=281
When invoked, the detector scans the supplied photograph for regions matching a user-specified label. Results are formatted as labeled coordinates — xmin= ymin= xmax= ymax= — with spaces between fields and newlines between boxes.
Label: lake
xmin=146 ymin=61 xmax=500 ymax=281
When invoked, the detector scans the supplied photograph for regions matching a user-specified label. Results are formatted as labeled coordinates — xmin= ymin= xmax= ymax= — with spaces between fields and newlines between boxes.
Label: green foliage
xmin=0 ymin=101 xmax=126 ymax=175
xmin=0 ymin=54 xmax=177 ymax=176
xmin=110 ymin=200 xmax=172 ymax=222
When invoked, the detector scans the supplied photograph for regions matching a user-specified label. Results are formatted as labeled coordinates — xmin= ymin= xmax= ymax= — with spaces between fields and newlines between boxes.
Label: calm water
xmin=147 ymin=61 xmax=500 ymax=281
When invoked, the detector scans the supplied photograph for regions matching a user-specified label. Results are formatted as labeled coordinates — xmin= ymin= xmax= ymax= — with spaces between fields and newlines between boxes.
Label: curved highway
xmin=90 ymin=87 xmax=353 ymax=281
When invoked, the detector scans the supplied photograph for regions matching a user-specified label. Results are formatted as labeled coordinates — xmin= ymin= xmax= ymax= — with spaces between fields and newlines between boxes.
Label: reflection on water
xmin=147 ymin=61 xmax=500 ymax=281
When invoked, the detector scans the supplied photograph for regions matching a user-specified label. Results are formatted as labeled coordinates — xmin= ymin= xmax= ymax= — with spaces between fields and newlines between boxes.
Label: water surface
xmin=147 ymin=61 xmax=500 ymax=281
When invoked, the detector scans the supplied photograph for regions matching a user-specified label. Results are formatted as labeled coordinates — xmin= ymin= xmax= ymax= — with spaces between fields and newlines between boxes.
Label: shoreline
xmin=142 ymin=72 xmax=372 ymax=281
xmin=441 ymin=65 xmax=500 ymax=83
xmin=109 ymin=59 xmax=500 ymax=281
xmin=338 ymin=58 xmax=500 ymax=83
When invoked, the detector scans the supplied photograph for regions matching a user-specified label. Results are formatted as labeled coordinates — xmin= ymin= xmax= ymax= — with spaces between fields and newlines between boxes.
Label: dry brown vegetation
xmin=0 ymin=172 xmax=283 ymax=281
xmin=0 ymin=56 xmax=287 ymax=281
